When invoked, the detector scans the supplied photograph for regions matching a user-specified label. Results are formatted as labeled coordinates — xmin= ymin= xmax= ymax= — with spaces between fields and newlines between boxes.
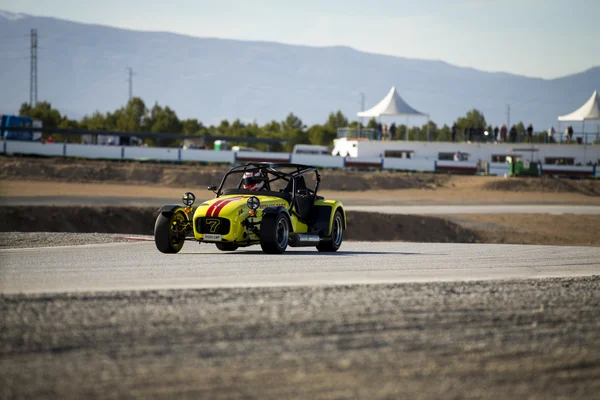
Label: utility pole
xmin=127 ymin=67 xmax=134 ymax=101
xmin=506 ymin=104 xmax=511 ymax=128
xmin=30 ymin=28 xmax=38 ymax=106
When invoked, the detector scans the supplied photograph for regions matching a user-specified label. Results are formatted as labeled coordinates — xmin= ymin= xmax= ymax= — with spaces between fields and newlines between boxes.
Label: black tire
xmin=215 ymin=242 xmax=238 ymax=251
xmin=154 ymin=211 xmax=187 ymax=254
xmin=260 ymin=212 xmax=290 ymax=254
xmin=317 ymin=209 xmax=344 ymax=252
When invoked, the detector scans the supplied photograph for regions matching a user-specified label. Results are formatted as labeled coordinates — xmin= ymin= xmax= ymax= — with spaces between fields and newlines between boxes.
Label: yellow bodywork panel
xmin=314 ymin=199 xmax=347 ymax=234
xmin=191 ymin=194 xmax=344 ymax=244
xmin=192 ymin=194 xmax=294 ymax=243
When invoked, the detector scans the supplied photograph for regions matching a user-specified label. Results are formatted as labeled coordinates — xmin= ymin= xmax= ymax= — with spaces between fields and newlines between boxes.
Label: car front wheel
xmin=260 ymin=212 xmax=289 ymax=254
xmin=154 ymin=211 xmax=187 ymax=254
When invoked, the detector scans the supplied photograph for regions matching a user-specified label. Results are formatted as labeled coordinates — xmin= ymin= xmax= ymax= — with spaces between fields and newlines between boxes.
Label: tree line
xmin=17 ymin=99 xmax=536 ymax=151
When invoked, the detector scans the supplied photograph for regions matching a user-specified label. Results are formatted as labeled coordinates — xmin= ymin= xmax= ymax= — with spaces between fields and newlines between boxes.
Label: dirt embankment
xmin=2 ymin=156 xmax=600 ymax=246
xmin=3 ymin=155 xmax=600 ymax=195
xmin=0 ymin=207 xmax=480 ymax=244
xmin=0 ymin=156 xmax=448 ymax=191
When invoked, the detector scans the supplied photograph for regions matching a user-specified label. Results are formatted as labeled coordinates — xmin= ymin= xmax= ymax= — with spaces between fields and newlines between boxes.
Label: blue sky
xmin=1 ymin=0 xmax=599 ymax=79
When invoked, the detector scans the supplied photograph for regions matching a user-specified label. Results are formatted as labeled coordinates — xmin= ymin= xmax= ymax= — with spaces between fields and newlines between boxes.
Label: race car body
xmin=154 ymin=163 xmax=346 ymax=254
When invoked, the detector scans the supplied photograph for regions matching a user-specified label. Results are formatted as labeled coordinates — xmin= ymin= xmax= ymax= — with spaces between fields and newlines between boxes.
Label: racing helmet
xmin=242 ymin=171 xmax=266 ymax=191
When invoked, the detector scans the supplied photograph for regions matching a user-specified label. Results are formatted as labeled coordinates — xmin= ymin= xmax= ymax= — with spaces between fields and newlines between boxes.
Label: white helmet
xmin=242 ymin=171 xmax=266 ymax=191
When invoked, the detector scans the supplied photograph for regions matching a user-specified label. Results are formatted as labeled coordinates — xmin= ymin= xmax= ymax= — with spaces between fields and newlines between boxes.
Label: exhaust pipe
xmin=289 ymin=233 xmax=321 ymax=247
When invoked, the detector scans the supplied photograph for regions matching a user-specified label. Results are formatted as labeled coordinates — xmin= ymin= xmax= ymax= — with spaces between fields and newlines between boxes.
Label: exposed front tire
xmin=260 ymin=212 xmax=289 ymax=254
xmin=215 ymin=242 xmax=238 ymax=251
xmin=154 ymin=211 xmax=187 ymax=254
xmin=317 ymin=209 xmax=344 ymax=252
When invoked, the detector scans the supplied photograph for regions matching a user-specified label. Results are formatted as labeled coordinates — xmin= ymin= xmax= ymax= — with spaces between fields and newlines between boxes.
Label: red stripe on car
xmin=212 ymin=197 xmax=242 ymax=217
xmin=206 ymin=199 xmax=227 ymax=217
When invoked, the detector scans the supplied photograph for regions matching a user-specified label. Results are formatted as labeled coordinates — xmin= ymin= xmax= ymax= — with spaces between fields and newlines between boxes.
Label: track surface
xmin=1 ymin=241 xmax=599 ymax=294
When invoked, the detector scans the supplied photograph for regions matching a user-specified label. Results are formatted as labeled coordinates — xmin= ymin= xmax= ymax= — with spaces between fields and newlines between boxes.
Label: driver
xmin=242 ymin=171 xmax=267 ymax=191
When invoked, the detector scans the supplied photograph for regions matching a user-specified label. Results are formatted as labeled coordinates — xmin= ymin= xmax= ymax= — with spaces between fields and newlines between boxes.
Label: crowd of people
xmin=372 ymin=121 xmax=584 ymax=144
xmin=448 ymin=123 xmax=581 ymax=144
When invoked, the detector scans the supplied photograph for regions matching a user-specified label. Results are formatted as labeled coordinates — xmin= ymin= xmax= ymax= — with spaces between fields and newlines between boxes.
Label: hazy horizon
xmin=1 ymin=0 xmax=599 ymax=80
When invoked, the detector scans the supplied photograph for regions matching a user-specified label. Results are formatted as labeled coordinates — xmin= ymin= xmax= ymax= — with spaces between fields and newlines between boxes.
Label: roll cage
xmin=212 ymin=162 xmax=322 ymax=221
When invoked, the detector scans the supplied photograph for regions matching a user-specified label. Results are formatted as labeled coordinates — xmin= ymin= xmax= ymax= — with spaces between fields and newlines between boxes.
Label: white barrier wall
xmin=344 ymin=156 xmax=383 ymax=168
xmin=5 ymin=141 xmax=65 ymax=157
xmin=383 ymin=158 xmax=435 ymax=172
xmin=66 ymin=144 xmax=122 ymax=159
xmin=542 ymin=165 xmax=594 ymax=174
xmin=291 ymin=154 xmax=345 ymax=168
xmin=123 ymin=147 xmax=179 ymax=161
xmin=2 ymin=139 xmax=598 ymax=177
xmin=236 ymin=151 xmax=290 ymax=163
xmin=489 ymin=163 xmax=510 ymax=176
xmin=180 ymin=149 xmax=235 ymax=164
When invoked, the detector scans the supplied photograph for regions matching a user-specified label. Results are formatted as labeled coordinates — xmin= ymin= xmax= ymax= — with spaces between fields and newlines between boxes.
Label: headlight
xmin=247 ymin=196 xmax=260 ymax=211
xmin=182 ymin=192 xmax=196 ymax=206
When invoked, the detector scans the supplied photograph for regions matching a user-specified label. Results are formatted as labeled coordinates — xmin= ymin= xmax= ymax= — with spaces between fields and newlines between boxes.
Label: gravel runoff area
xmin=1 ymin=277 xmax=599 ymax=399
xmin=0 ymin=232 xmax=134 ymax=248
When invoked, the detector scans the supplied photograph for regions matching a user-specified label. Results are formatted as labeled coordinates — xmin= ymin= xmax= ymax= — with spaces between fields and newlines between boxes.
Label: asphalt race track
xmin=2 ymin=239 xmax=600 ymax=399
xmin=1 ymin=241 xmax=599 ymax=294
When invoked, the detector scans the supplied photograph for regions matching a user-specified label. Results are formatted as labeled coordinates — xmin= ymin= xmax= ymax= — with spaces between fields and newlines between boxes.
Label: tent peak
xmin=357 ymin=86 xmax=427 ymax=118
xmin=557 ymin=90 xmax=600 ymax=122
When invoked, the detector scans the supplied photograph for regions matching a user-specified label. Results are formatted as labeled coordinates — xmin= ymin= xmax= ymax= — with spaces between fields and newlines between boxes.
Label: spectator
xmin=494 ymin=126 xmax=499 ymax=142
xmin=567 ymin=125 xmax=574 ymax=143
xmin=547 ymin=126 xmax=555 ymax=143
xmin=376 ymin=122 xmax=382 ymax=140
xmin=389 ymin=123 xmax=397 ymax=140
xmin=453 ymin=151 xmax=463 ymax=162
xmin=509 ymin=125 xmax=518 ymax=143
xmin=500 ymin=124 xmax=508 ymax=142
xmin=527 ymin=124 xmax=533 ymax=143
xmin=468 ymin=126 xmax=473 ymax=142
xmin=451 ymin=124 xmax=457 ymax=142
xmin=46 ymin=136 xmax=55 ymax=143
xmin=382 ymin=124 xmax=389 ymax=140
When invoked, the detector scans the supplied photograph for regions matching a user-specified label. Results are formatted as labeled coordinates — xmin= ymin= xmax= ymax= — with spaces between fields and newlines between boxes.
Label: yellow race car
xmin=154 ymin=163 xmax=346 ymax=254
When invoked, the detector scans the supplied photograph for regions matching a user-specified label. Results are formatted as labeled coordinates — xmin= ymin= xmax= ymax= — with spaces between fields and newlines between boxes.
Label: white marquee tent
xmin=557 ymin=90 xmax=600 ymax=140
xmin=357 ymin=87 xmax=429 ymax=141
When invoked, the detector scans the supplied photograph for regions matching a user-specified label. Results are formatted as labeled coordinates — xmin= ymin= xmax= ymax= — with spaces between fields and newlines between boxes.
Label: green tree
xmin=116 ymin=97 xmax=148 ymax=133
xmin=324 ymin=110 xmax=348 ymax=131
xmin=421 ymin=120 xmax=438 ymax=141
xmin=148 ymin=105 xmax=181 ymax=133
xmin=436 ymin=124 xmax=451 ymax=141
xmin=81 ymin=111 xmax=111 ymax=131
xmin=280 ymin=113 xmax=307 ymax=151
xmin=366 ymin=118 xmax=378 ymax=130
xmin=182 ymin=119 xmax=202 ymax=134
xmin=454 ymin=109 xmax=487 ymax=134
xmin=307 ymin=124 xmax=336 ymax=146
xmin=261 ymin=120 xmax=284 ymax=152
xmin=19 ymin=101 xmax=62 ymax=129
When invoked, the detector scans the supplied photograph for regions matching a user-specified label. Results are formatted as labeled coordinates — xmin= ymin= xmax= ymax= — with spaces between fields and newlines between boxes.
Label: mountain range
xmin=1 ymin=10 xmax=599 ymax=131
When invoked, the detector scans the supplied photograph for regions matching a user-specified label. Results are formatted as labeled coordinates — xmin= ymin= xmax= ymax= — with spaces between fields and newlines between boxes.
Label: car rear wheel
xmin=260 ymin=212 xmax=289 ymax=254
xmin=215 ymin=242 xmax=239 ymax=251
xmin=317 ymin=209 xmax=344 ymax=252
xmin=154 ymin=211 xmax=188 ymax=254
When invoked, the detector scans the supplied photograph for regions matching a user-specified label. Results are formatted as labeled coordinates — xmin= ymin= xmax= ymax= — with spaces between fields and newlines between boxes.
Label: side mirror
xmin=207 ymin=185 xmax=217 ymax=192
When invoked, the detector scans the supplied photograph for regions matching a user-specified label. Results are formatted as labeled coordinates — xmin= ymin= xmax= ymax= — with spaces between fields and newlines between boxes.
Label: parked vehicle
xmin=1 ymin=115 xmax=42 ymax=141
xmin=154 ymin=163 xmax=346 ymax=254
